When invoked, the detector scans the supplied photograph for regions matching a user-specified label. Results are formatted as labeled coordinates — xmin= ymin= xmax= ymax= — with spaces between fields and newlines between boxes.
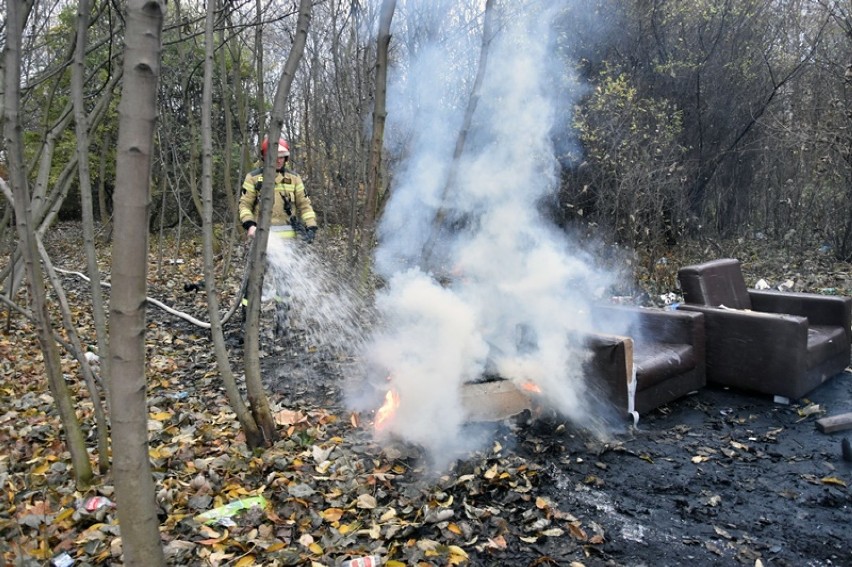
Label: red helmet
xmin=261 ymin=136 xmax=290 ymax=158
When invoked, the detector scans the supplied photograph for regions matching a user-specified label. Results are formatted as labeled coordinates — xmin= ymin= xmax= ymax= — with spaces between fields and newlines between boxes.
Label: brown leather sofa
xmin=677 ymin=258 xmax=852 ymax=399
xmin=585 ymin=305 xmax=706 ymax=420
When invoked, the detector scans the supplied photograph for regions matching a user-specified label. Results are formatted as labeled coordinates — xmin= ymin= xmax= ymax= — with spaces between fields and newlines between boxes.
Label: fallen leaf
xmin=321 ymin=508 xmax=344 ymax=522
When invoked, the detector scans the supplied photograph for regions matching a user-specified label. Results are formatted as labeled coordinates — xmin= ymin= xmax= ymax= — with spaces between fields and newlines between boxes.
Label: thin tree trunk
xmin=97 ymin=129 xmax=111 ymax=231
xmin=202 ymin=0 xmax=265 ymax=448
xmin=36 ymin=235 xmax=110 ymax=473
xmin=72 ymin=0 xmax=112 ymax=440
xmin=4 ymin=0 xmax=94 ymax=491
xmin=254 ymin=0 xmax=265 ymax=146
xmin=421 ymin=0 xmax=496 ymax=269
xmin=108 ymin=0 xmax=168 ymax=563
xmin=218 ymin=13 xmax=238 ymax=277
xmin=244 ymin=0 xmax=313 ymax=444
xmin=357 ymin=0 xmax=397 ymax=280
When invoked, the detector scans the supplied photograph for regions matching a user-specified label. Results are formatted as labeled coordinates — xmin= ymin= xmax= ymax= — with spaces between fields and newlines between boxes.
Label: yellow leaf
xmin=339 ymin=521 xmax=361 ymax=535
xmin=821 ymin=476 xmax=847 ymax=487
xmin=32 ymin=461 xmax=50 ymax=475
xmin=235 ymin=556 xmax=256 ymax=567
xmin=309 ymin=542 xmax=323 ymax=555
xmin=27 ymin=539 xmax=52 ymax=560
xmin=322 ymin=508 xmax=344 ymax=522
xmin=149 ymin=411 xmax=171 ymax=421
xmin=266 ymin=542 xmax=285 ymax=552
xmin=54 ymin=508 xmax=74 ymax=523
xmin=448 ymin=545 xmax=468 ymax=559
xmin=447 ymin=522 xmax=462 ymax=535
xmin=483 ymin=464 xmax=498 ymax=480
xmin=535 ymin=497 xmax=549 ymax=509
xmin=386 ymin=561 xmax=407 ymax=567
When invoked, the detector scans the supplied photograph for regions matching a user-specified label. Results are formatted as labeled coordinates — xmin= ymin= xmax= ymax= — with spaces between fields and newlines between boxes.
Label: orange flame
xmin=521 ymin=381 xmax=542 ymax=394
xmin=374 ymin=389 xmax=400 ymax=431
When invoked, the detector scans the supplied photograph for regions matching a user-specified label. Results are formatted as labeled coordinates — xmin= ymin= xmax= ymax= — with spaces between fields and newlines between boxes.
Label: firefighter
xmin=239 ymin=136 xmax=318 ymax=241
xmin=239 ymin=136 xmax=318 ymax=338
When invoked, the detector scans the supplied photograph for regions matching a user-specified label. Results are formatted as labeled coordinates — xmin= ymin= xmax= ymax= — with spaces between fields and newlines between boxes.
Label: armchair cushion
xmin=635 ymin=343 xmax=695 ymax=389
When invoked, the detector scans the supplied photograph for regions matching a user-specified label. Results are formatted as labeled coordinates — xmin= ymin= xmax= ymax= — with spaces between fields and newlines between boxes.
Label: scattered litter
xmin=81 ymin=496 xmax=114 ymax=512
xmin=342 ymin=556 xmax=383 ymax=567
xmin=776 ymin=279 xmax=795 ymax=291
xmin=166 ymin=391 xmax=190 ymax=400
xmin=797 ymin=403 xmax=822 ymax=418
xmin=72 ymin=496 xmax=115 ymax=522
xmin=194 ymin=495 xmax=267 ymax=526
xmin=754 ymin=279 xmax=771 ymax=290
xmin=773 ymin=395 xmax=790 ymax=405
xmin=51 ymin=552 xmax=75 ymax=567
xmin=659 ymin=292 xmax=678 ymax=305
xmin=167 ymin=258 xmax=185 ymax=265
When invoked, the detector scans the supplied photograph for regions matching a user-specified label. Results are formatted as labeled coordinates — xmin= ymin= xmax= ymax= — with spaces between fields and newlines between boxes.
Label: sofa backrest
xmin=677 ymin=258 xmax=752 ymax=309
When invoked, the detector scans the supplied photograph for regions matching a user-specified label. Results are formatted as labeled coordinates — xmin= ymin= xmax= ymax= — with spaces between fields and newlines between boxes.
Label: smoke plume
xmin=360 ymin=0 xmax=619 ymax=467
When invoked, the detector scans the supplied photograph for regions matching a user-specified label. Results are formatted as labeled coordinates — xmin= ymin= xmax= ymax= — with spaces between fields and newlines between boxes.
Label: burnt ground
xmin=260 ymin=322 xmax=852 ymax=567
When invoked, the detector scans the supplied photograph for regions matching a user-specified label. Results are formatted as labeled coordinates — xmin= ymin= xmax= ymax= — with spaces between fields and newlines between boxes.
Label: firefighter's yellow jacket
xmin=239 ymin=166 xmax=317 ymax=236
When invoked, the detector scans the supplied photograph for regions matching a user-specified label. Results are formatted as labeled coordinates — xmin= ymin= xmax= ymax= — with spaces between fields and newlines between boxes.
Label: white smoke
xmin=361 ymin=0 xmax=619 ymax=465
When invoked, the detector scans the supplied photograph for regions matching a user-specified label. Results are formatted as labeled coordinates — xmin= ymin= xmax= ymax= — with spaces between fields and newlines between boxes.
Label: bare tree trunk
xmin=218 ymin=12 xmax=239 ymax=276
xmin=202 ymin=0 xmax=265 ymax=448
xmin=108 ymin=0 xmax=168 ymax=563
xmin=254 ymin=0 xmax=265 ymax=144
xmin=357 ymin=0 xmax=397 ymax=278
xmin=36 ymin=235 xmax=110 ymax=473
xmin=420 ymin=0 xmax=496 ymax=269
xmin=4 ymin=0 xmax=94 ymax=491
xmin=98 ymin=130 xmax=111 ymax=230
xmin=244 ymin=0 xmax=313 ymax=444
xmin=72 ymin=0 xmax=112 ymax=472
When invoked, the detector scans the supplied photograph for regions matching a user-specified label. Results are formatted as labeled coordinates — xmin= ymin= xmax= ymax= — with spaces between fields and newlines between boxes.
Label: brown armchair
xmin=585 ymin=305 xmax=706 ymax=421
xmin=677 ymin=258 xmax=852 ymax=400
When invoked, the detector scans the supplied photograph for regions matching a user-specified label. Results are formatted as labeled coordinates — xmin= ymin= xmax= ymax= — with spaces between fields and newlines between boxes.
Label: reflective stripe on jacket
xmin=239 ymin=167 xmax=317 ymax=229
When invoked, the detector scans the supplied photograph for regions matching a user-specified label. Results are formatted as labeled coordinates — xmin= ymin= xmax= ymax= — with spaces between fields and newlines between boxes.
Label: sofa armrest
xmin=583 ymin=333 xmax=633 ymax=413
xmin=748 ymin=290 xmax=852 ymax=341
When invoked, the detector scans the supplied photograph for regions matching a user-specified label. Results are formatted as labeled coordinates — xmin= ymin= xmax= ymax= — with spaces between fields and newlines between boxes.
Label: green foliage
xmin=573 ymin=65 xmax=686 ymax=249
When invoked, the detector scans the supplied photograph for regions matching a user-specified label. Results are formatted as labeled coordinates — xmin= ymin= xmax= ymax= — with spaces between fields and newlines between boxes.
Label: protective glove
xmin=304 ymin=225 xmax=318 ymax=244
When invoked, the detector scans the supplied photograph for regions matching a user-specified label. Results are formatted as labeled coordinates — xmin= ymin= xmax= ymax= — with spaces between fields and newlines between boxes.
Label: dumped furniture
xmin=586 ymin=305 xmax=706 ymax=421
xmin=677 ymin=258 xmax=852 ymax=400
